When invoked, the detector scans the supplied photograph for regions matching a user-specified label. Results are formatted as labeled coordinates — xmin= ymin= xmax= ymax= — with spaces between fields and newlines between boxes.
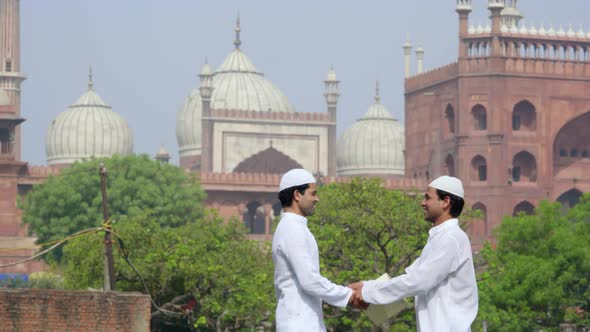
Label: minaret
xmin=324 ymin=66 xmax=339 ymax=177
xmin=155 ymin=146 xmax=171 ymax=163
xmin=488 ymin=0 xmax=505 ymax=57
xmin=0 ymin=0 xmax=26 ymax=161
xmin=415 ymin=46 xmax=424 ymax=74
xmin=403 ymin=39 xmax=413 ymax=78
xmin=456 ymin=0 xmax=472 ymax=59
xmin=199 ymin=59 xmax=214 ymax=173
xmin=500 ymin=0 xmax=522 ymax=29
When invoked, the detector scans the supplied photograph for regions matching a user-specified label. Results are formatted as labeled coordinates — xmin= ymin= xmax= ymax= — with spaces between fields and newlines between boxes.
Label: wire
xmin=0 ymin=227 xmax=103 ymax=268
xmin=0 ymin=222 xmax=185 ymax=318
xmin=106 ymin=228 xmax=184 ymax=318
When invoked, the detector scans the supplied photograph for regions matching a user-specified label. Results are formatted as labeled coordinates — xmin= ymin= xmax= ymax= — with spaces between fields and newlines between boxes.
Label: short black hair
xmin=435 ymin=189 xmax=465 ymax=218
xmin=278 ymin=184 xmax=310 ymax=208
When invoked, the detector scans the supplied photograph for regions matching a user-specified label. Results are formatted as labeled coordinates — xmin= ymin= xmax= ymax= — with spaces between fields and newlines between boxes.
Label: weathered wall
xmin=0 ymin=289 xmax=151 ymax=332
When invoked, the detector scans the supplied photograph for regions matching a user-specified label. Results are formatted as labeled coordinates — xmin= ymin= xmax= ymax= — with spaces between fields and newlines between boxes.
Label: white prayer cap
xmin=429 ymin=175 xmax=464 ymax=198
xmin=279 ymin=169 xmax=316 ymax=192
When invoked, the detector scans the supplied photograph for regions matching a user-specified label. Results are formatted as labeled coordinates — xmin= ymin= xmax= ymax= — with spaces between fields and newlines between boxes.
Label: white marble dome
xmin=45 ymin=80 xmax=133 ymax=165
xmin=176 ymin=27 xmax=294 ymax=160
xmin=211 ymin=48 xmax=294 ymax=113
xmin=337 ymin=85 xmax=404 ymax=177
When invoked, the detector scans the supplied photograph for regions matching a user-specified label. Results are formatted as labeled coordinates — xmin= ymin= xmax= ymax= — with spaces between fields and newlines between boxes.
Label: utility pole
xmin=99 ymin=162 xmax=115 ymax=291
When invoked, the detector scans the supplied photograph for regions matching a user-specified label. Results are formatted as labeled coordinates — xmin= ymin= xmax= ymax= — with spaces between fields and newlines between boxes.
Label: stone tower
xmin=404 ymin=0 xmax=590 ymax=247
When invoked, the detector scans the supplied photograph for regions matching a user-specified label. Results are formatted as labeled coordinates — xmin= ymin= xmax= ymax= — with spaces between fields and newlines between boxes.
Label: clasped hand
xmin=347 ymin=281 xmax=368 ymax=310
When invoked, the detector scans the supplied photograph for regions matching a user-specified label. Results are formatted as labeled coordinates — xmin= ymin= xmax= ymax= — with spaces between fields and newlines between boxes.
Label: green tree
xmin=20 ymin=154 xmax=206 ymax=261
xmin=308 ymin=177 xmax=477 ymax=331
xmin=475 ymin=196 xmax=590 ymax=331
xmin=63 ymin=213 xmax=275 ymax=331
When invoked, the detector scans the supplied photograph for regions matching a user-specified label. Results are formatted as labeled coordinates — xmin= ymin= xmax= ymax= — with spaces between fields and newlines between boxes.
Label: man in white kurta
xmin=273 ymin=169 xmax=354 ymax=331
xmin=355 ymin=176 xmax=478 ymax=331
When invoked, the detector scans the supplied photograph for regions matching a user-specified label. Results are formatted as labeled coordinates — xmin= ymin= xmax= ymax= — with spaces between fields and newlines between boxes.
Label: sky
xmin=19 ymin=0 xmax=589 ymax=165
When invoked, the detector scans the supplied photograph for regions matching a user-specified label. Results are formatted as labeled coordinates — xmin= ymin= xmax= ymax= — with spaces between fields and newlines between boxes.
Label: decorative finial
xmin=375 ymin=80 xmax=381 ymax=103
xmin=88 ymin=65 xmax=94 ymax=90
xmin=234 ymin=13 xmax=241 ymax=49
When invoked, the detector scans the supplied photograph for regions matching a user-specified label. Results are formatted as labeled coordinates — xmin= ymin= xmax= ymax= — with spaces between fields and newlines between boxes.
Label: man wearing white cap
xmin=350 ymin=175 xmax=478 ymax=331
xmin=272 ymin=169 xmax=361 ymax=331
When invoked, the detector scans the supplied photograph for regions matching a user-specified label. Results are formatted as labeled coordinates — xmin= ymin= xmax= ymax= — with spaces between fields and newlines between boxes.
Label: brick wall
xmin=0 ymin=289 xmax=151 ymax=332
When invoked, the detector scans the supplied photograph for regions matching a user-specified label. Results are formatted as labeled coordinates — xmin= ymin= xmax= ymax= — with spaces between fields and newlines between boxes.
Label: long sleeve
xmin=362 ymin=236 xmax=461 ymax=305
xmin=280 ymin=223 xmax=352 ymax=308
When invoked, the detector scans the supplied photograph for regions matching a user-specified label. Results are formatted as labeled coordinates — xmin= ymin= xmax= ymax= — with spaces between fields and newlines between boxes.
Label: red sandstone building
xmin=404 ymin=0 xmax=590 ymax=246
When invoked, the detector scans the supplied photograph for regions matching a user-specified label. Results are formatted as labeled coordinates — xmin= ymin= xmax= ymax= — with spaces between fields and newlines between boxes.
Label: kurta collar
xmin=428 ymin=218 xmax=459 ymax=237
xmin=283 ymin=212 xmax=308 ymax=226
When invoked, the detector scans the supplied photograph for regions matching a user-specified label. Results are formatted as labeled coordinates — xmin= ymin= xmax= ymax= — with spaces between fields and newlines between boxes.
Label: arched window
xmin=445 ymin=154 xmax=455 ymax=177
xmin=512 ymin=100 xmax=537 ymax=131
xmin=471 ymin=104 xmax=487 ymax=130
xmin=471 ymin=155 xmax=487 ymax=181
xmin=512 ymin=151 xmax=537 ymax=182
xmin=513 ymin=201 xmax=535 ymax=216
xmin=243 ymin=201 xmax=266 ymax=234
xmin=445 ymin=104 xmax=455 ymax=134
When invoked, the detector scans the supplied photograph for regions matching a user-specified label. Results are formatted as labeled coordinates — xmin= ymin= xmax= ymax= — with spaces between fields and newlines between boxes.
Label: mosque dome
xmin=176 ymin=20 xmax=294 ymax=160
xmin=45 ymin=73 xmax=133 ymax=165
xmin=211 ymin=48 xmax=294 ymax=113
xmin=337 ymin=83 xmax=405 ymax=177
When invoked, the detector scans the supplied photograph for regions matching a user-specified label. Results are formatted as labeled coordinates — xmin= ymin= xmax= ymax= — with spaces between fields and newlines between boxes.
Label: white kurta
xmin=272 ymin=212 xmax=352 ymax=332
xmin=362 ymin=219 xmax=478 ymax=332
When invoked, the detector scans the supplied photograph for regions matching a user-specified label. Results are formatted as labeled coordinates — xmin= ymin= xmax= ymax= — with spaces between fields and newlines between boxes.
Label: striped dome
xmin=45 ymin=82 xmax=133 ymax=165
xmin=337 ymin=85 xmax=404 ymax=176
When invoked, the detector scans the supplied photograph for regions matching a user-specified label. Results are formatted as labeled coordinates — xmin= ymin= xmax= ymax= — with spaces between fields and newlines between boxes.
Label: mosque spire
xmin=88 ymin=65 xmax=94 ymax=90
xmin=234 ymin=13 xmax=241 ymax=49
xmin=375 ymin=80 xmax=381 ymax=104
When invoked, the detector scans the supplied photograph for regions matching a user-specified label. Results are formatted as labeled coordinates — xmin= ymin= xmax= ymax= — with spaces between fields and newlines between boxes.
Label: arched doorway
xmin=470 ymin=155 xmax=487 ymax=181
xmin=512 ymin=100 xmax=536 ymax=132
xmin=470 ymin=202 xmax=487 ymax=238
xmin=445 ymin=154 xmax=455 ymax=177
xmin=553 ymin=111 xmax=590 ymax=176
xmin=513 ymin=201 xmax=535 ymax=216
xmin=512 ymin=151 xmax=537 ymax=182
xmin=471 ymin=104 xmax=487 ymax=131
xmin=444 ymin=104 xmax=455 ymax=135
xmin=243 ymin=201 xmax=266 ymax=234
xmin=557 ymin=189 xmax=583 ymax=210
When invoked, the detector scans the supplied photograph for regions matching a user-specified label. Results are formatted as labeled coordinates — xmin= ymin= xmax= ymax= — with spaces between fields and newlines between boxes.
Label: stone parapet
xmin=207 ymin=109 xmax=332 ymax=124
xmin=405 ymin=63 xmax=459 ymax=93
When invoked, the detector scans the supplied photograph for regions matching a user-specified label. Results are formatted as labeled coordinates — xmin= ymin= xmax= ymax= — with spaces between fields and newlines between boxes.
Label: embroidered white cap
xmin=279 ymin=169 xmax=316 ymax=192
xmin=428 ymin=175 xmax=464 ymax=198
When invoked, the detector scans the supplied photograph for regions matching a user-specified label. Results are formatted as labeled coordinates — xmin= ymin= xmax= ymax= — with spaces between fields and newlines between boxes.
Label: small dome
xmin=0 ymin=89 xmax=10 ymax=106
xmin=325 ymin=67 xmax=337 ymax=82
xmin=46 ymin=81 xmax=133 ymax=165
xmin=200 ymin=63 xmax=212 ymax=76
xmin=337 ymin=84 xmax=404 ymax=177
xmin=176 ymin=87 xmax=202 ymax=158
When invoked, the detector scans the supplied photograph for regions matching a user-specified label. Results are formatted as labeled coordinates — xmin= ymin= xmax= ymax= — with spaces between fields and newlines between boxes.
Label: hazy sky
xmin=19 ymin=0 xmax=589 ymax=165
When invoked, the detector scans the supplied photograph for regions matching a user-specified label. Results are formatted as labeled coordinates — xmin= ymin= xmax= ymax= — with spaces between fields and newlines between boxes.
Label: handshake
xmin=347 ymin=281 xmax=368 ymax=309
